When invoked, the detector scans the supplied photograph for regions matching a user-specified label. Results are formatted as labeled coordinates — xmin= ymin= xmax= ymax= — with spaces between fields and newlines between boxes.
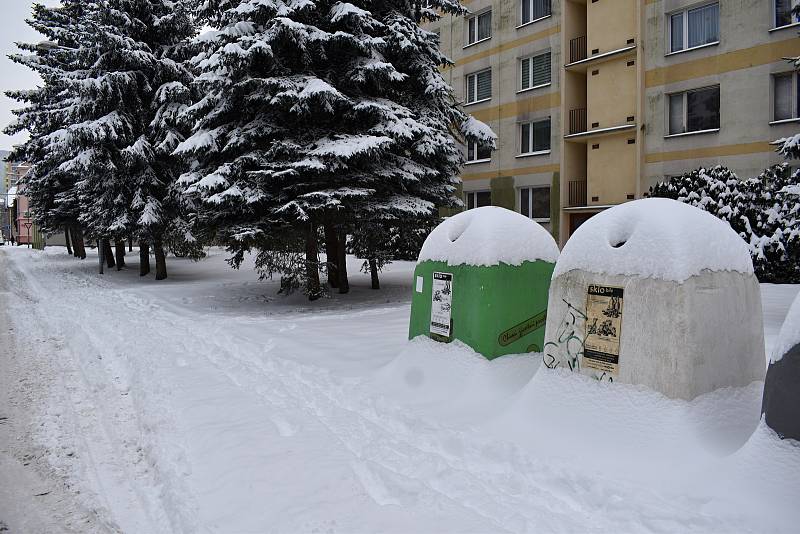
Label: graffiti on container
xmin=543 ymin=299 xmax=588 ymax=371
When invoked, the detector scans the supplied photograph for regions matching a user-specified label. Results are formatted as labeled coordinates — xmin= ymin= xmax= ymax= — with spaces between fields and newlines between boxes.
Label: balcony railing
xmin=568 ymin=108 xmax=587 ymax=135
xmin=569 ymin=35 xmax=587 ymax=64
xmin=568 ymin=179 xmax=587 ymax=208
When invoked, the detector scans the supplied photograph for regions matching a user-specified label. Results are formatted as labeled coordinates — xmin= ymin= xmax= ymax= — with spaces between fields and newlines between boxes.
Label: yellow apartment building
xmin=431 ymin=0 xmax=800 ymax=245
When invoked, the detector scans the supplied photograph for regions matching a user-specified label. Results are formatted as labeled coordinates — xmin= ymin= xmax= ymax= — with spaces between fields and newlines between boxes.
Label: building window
xmin=773 ymin=72 xmax=800 ymax=121
xmin=521 ymin=0 xmax=551 ymax=26
xmin=466 ymin=139 xmax=491 ymax=162
xmin=465 ymin=190 xmax=491 ymax=209
xmin=466 ymin=10 xmax=492 ymax=45
xmin=520 ymin=186 xmax=550 ymax=221
xmin=465 ymin=69 xmax=492 ymax=103
xmin=520 ymin=117 xmax=551 ymax=154
xmin=668 ymin=86 xmax=720 ymax=135
xmin=520 ymin=52 xmax=551 ymax=91
xmin=775 ymin=1 xmax=800 ymax=28
xmin=669 ymin=2 xmax=719 ymax=53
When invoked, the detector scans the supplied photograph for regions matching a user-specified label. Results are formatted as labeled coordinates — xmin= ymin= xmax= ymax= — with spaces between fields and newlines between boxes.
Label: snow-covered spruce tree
xmin=176 ymin=0 xmax=495 ymax=299
xmin=8 ymin=1 xmax=199 ymax=277
xmin=650 ymin=165 xmax=800 ymax=283
xmin=5 ymin=0 xmax=99 ymax=259
xmin=73 ymin=0 xmax=199 ymax=278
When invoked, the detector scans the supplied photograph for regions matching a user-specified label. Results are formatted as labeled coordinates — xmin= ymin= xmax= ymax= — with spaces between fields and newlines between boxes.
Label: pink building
xmin=14 ymin=184 xmax=33 ymax=245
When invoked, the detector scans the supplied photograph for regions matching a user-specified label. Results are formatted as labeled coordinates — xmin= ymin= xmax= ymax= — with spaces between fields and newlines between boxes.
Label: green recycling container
xmin=409 ymin=206 xmax=559 ymax=359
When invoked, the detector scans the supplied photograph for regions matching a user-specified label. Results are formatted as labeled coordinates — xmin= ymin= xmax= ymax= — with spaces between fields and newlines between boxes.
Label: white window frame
xmin=465 ymin=190 xmax=491 ymax=210
xmin=666 ymin=2 xmax=720 ymax=56
xmin=771 ymin=72 xmax=800 ymax=124
xmin=518 ymin=51 xmax=552 ymax=93
xmin=466 ymin=139 xmax=492 ymax=164
xmin=665 ymin=85 xmax=720 ymax=137
xmin=465 ymin=9 xmax=492 ymax=47
xmin=519 ymin=185 xmax=551 ymax=222
xmin=518 ymin=117 xmax=552 ymax=156
xmin=518 ymin=0 xmax=552 ymax=29
xmin=773 ymin=0 xmax=800 ymax=30
xmin=465 ymin=68 xmax=492 ymax=105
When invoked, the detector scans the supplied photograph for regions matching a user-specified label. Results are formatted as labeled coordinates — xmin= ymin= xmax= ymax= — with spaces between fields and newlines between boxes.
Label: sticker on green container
xmin=498 ymin=310 xmax=547 ymax=347
xmin=430 ymin=272 xmax=453 ymax=337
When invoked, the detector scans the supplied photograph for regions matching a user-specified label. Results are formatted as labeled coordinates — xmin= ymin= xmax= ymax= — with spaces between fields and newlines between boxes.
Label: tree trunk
xmin=305 ymin=223 xmax=321 ymax=301
xmin=98 ymin=240 xmax=104 ymax=275
xmin=154 ymin=238 xmax=167 ymax=280
xmin=72 ymin=225 xmax=86 ymax=260
xmin=139 ymin=241 xmax=150 ymax=276
xmin=102 ymin=239 xmax=115 ymax=268
xmin=114 ymin=241 xmax=125 ymax=270
xmin=336 ymin=228 xmax=349 ymax=294
xmin=369 ymin=258 xmax=380 ymax=290
xmin=73 ymin=225 xmax=87 ymax=259
xmin=71 ymin=226 xmax=80 ymax=257
xmin=128 ymin=237 xmax=133 ymax=253
xmin=64 ymin=226 xmax=73 ymax=256
xmin=324 ymin=222 xmax=339 ymax=288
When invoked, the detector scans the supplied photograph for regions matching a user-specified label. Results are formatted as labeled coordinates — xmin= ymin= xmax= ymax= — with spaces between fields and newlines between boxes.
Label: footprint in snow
xmin=269 ymin=415 xmax=298 ymax=437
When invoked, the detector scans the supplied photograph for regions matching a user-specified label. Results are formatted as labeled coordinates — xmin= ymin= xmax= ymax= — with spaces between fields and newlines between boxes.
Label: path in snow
xmin=2 ymin=246 xmax=799 ymax=533
xmin=0 ymin=251 xmax=105 ymax=534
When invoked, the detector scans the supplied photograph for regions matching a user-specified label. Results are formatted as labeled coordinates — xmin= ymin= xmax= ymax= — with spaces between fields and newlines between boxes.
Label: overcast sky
xmin=0 ymin=0 xmax=60 ymax=151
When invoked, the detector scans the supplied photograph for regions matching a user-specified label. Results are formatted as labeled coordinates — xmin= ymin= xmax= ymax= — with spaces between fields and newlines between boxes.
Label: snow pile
xmin=418 ymin=206 xmax=559 ymax=267
xmin=772 ymin=292 xmax=800 ymax=363
xmin=553 ymin=197 xmax=754 ymax=281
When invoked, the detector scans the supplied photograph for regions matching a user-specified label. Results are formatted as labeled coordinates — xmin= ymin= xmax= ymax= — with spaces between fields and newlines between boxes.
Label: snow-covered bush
xmin=650 ymin=165 xmax=800 ymax=283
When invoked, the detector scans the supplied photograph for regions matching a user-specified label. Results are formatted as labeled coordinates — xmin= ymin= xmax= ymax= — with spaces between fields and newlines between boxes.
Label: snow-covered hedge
xmin=650 ymin=165 xmax=800 ymax=283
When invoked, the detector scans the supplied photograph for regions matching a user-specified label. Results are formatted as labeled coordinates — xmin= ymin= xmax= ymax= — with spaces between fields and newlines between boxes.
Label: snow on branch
xmin=309 ymin=135 xmax=393 ymax=159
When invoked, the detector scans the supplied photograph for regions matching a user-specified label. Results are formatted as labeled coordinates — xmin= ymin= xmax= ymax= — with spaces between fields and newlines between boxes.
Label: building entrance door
xmin=569 ymin=212 xmax=595 ymax=238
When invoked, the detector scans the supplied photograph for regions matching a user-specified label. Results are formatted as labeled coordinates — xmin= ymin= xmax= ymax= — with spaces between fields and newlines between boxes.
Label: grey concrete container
xmin=543 ymin=198 xmax=766 ymax=400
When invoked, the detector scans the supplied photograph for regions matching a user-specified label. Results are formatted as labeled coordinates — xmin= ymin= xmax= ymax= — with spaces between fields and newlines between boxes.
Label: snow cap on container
xmin=762 ymin=292 xmax=800 ymax=440
xmin=418 ymin=206 xmax=560 ymax=267
xmin=553 ymin=198 xmax=754 ymax=282
xmin=771 ymin=292 xmax=800 ymax=365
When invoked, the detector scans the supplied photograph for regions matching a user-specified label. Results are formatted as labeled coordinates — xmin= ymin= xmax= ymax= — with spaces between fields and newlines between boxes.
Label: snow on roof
xmin=418 ymin=206 xmax=560 ymax=267
xmin=772 ymin=292 xmax=800 ymax=363
xmin=553 ymin=198 xmax=754 ymax=281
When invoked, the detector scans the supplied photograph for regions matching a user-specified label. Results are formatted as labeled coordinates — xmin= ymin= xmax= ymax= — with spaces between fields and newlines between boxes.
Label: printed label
xmin=430 ymin=272 xmax=453 ymax=338
xmin=498 ymin=310 xmax=547 ymax=347
xmin=415 ymin=276 xmax=424 ymax=293
xmin=582 ymin=284 xmax=624 ymax=376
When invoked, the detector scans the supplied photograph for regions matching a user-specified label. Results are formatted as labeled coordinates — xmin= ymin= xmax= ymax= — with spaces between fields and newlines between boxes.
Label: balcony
xmin=569 ymin=36 xmax=587 ymax=64
xmin=564 ymin=43 xmax=637 ymax=72
xmin=568 ymin=179 xmax=587 ymax=208
xmin=568 ymin=108 xmax=587 ymax=135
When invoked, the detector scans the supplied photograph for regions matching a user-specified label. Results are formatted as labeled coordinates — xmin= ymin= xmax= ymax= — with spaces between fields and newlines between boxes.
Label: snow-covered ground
xmin=1 ymin=245 xmax=799 ymax=533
